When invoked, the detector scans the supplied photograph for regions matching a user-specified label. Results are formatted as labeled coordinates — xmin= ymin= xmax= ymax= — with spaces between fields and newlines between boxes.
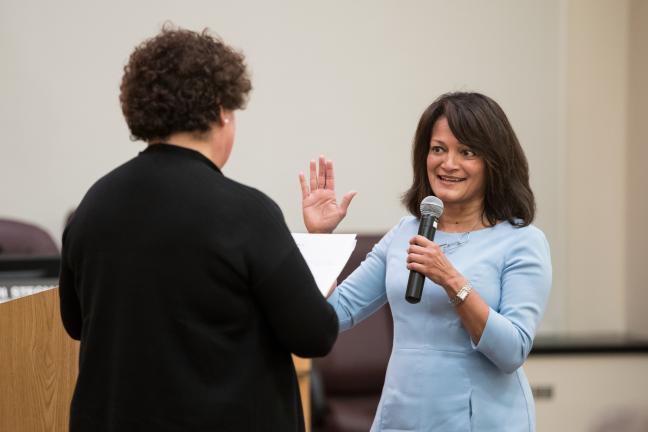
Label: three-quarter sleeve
xmin=58 ymin=226 xmax=82 ymax=340
xmin=328 ymin=219 xmax=403 ymax=331
xmin=472 ymin=227 xmax=552 ymax=373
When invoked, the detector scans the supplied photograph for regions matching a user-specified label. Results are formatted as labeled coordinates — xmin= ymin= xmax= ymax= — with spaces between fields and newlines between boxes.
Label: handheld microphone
xmin=405 ymin=196 xmax=444 ymax=304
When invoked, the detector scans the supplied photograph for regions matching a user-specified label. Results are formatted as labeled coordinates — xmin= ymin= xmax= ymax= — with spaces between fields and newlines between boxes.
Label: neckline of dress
xmin=436 ymin=221 xmax=505 ymax=236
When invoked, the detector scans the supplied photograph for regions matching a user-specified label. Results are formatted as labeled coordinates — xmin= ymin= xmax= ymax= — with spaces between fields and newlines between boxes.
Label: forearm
xmin=58 ymin=253 xmax=82 ymax=340
xmin=59 ymin=284 xmax=82 ymax=340
xmin=254 ymin=247 xmax=339 ymax=357
xmin=443 ymin=276 xmax=489 ymax=344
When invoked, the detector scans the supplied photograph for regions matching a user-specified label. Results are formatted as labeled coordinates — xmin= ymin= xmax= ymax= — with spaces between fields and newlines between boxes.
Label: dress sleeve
xmin=472 ymin=226 xmax=552 ymax=373
xmin=58 ymin=226 xmax=82 ymax=340
xmin=328 ymin=218 xmax=403 ymax=331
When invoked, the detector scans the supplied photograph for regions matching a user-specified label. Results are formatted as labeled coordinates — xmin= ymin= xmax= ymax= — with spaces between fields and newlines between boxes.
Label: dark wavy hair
xmin=120 ymin=25 xmax=252 ymax=141
xmin=402 ymin=92 xmax=535 ymax=227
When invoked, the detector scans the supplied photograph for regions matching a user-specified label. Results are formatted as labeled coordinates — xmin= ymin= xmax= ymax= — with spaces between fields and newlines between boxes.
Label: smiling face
xmin=427 ymin=116 xmax=486 ymax=210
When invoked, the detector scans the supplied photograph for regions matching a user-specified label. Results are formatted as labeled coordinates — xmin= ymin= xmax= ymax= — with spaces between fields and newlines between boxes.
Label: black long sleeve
xmin=252 ymin=246 xmax=338 ymax=357
xmin=58 ymin=226 xmax=81 ymax=340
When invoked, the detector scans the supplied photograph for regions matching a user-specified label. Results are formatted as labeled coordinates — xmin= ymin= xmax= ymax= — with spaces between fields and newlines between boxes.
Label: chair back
xmin=0 ymin=219 xmax=58 ymax=255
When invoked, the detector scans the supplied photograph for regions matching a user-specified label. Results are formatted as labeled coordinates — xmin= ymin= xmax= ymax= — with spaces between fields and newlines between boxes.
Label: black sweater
xmin=59 ymin=144 xmax=338 ymax=431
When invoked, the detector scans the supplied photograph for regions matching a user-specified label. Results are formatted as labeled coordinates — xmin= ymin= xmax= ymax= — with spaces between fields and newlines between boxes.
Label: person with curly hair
xmin=59 ymin=26 xmax=338 ymax=432
xmin=300 ymin=92 xmax=552 ymax=431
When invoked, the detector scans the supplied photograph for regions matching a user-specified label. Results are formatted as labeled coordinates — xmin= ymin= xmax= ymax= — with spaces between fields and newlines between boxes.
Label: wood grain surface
xmin=0 ymin=288 xmax=79 ymax=432
xmin=293 ymin=355 xmax=312 ymax=432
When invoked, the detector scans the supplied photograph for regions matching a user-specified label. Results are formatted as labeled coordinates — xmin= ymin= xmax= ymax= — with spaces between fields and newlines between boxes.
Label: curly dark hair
xmin=120 ymin=25 xmax=252 ymax=141
xmin=402 ymin=92 xmax=535 ymax=227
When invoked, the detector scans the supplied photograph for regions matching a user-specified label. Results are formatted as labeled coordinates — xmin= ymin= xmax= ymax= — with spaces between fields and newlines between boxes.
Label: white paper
xmin=292 ymin=233 xmax=357 ymax=296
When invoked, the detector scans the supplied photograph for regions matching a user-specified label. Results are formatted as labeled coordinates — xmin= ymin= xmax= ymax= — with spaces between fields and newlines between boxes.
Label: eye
xmin=461 ymin=148 xmax=478 ymax=157
xmin=429 ymin=145 xmax=445 ymax=154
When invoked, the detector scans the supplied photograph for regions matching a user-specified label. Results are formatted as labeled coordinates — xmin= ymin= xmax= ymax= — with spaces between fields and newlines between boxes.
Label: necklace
xmin=437 ymin=219 xmax=483 ymax=255
xmin=438 ymin=232 xmax=471 ymax=255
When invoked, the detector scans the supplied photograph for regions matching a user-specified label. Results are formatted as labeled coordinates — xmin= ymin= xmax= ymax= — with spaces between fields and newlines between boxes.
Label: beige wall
xmin=626 ymin=0 xmax=648 ymax=337
xmin=565 ymin=0 xmax=648 ymax=336
xmin=566 ymin=0 xmax=629 ymax=334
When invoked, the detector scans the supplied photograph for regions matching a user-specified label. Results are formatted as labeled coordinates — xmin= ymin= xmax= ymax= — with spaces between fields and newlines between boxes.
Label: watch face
xmin=457 ymin=285 xmax=472 ymax=301
xmin=451 ymin=284 xmax=472 ymax=306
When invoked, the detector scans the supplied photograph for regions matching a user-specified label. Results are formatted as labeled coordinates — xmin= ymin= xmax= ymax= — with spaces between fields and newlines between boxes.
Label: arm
xmin=407 ymin=235 xmax=490 ymax=343
xmin=328 ymin=220 xmax=403 ymax=330
xmin=58 ymin=227 xmax=82 ymax=340
xmin=298 ymin=156 xmax=403 ymax=330
xmin=251 ymin=245 xmax=339 ymax=358
xmin=246 ymin=194 xmax=339 ymax=358
xmin=407 ymin=227 xmax=552 ymax=373
xmin=472 ymin=229 xmax=552 ymax=373
xmin=327 ymin=250 xmax=387 ymax=331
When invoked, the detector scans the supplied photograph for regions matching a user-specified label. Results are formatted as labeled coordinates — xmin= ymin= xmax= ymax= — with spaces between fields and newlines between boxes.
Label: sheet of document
xmin=291 ymin=233 xmax=357 ymax=296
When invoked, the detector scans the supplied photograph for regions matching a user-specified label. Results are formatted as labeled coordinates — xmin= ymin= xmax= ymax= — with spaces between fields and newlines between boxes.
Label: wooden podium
xmin=292 ymin=355 xmax=312 ymax=432
xmin=0 ymin=288 xmax=312 ymax=431
xmin=0 ymin=288 xmax=79 ymax=432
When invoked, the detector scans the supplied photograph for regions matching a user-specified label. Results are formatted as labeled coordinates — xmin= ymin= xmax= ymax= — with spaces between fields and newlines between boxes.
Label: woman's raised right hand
xmin=299 ymin=156 xmax=356 ymax=234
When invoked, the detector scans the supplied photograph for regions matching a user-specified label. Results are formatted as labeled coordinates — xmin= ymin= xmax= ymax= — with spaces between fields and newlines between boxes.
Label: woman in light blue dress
xmin=299 ymin=92 xmax=552 ymax=431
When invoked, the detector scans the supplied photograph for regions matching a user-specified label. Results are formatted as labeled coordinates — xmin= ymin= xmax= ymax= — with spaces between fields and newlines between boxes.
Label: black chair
xmin=0 ymin=218 xmax=59 ymax=256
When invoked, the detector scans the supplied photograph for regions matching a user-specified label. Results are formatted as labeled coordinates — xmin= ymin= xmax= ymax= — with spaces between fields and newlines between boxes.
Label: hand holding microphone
xmin=405 ymin=196 xmax=444 ymax=303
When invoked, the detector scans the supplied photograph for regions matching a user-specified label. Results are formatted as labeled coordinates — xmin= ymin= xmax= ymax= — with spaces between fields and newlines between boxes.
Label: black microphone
xmin=405 ymin=196 xmax=444 ymax=304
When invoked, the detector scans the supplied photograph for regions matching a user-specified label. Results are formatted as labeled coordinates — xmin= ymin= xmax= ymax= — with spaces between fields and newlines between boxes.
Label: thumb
xmin=339 ymin=191 xmax=357 ymax=214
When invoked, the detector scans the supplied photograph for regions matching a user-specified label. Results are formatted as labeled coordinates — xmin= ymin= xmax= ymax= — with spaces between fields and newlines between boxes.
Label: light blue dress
xmin=328 ymin=216 xmax=552 ymax=432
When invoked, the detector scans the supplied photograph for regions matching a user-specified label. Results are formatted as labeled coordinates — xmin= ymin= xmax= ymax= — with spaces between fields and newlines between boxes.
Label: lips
xmin=437 ymin=175 xmax=465 ymax=183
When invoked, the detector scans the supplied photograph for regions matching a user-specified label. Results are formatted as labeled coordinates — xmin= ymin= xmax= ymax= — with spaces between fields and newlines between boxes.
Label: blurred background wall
xmin=1 ymin=0 xmax=646 ymax=337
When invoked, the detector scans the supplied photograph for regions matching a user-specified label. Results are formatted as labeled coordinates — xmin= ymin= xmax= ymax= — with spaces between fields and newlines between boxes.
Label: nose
xmin=440 ymin=150 xmax=459 ymax=171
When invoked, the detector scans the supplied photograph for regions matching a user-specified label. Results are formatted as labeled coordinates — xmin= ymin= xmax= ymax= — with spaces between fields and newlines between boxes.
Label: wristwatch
xmin=450 ymin=281 xmax=472 ymax=306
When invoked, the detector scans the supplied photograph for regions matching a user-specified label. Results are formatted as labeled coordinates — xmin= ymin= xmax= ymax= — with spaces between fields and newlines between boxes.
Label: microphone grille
xmin=420 ymin=196 xmax=443 ymax=218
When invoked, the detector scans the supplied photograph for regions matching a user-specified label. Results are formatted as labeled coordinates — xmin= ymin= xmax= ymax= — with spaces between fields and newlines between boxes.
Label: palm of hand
xmin=299 ymin=156 xmax=356 ymax=234
xmin=303 ymin=189 xmax=345 ymax=233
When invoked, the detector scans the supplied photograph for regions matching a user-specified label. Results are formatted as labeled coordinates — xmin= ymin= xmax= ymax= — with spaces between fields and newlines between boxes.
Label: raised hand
xmin=299 ymin=155 xmax=356 ymax=233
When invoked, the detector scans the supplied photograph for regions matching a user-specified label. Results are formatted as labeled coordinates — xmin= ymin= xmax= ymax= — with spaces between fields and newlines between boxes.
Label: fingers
xmin=306 ymin=155 xmax=338 ymax=191
xmin=318 ymin=155 xmax=326 ymax=189
xmin=407 ymin=244 xmax=428 ymax=257
xmin=406 ymin=262 xmax=425 ymax=273
xmin=406 ymin=240 xmax=459 ymax=286
xmin=326 ymin=159 xmax=334 ymax=191
xmin=409 ymin=235 xmax=433 ymax=246
xmin=299 ymin=172 xmax=309 ymax=200
xmin=309 ymin=160 xmax=317 ymax=191
xmin=339 ymin=191 xmax=357 ymax=214
xmin=406 ymin=239 xmax=442 ymax=263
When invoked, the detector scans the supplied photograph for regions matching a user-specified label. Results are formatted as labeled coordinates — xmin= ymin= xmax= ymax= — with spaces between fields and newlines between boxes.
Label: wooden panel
xmin=0 ymin=288 xmax=79 ymax=432
xmin=293 ymin=355 xmax=312 ymax=432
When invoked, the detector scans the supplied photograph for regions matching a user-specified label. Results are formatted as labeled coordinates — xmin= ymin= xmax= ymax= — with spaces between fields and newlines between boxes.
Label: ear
xmin=220 ymin=109 xmax=231 ymax=125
